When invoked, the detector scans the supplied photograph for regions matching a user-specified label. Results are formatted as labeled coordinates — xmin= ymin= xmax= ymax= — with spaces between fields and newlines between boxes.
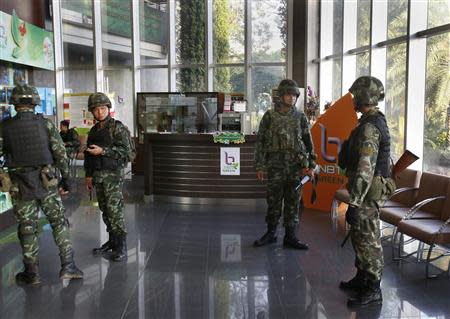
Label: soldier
xmin=0 ymin=83 xmax=83 ymax=285
xmin=339 ymin=76 xmax=396 ymax=307
xmin=59 ymin=120 xmax=81 ymax=158
xmin=254 ymin=79 xmax=317 ymax=249
xmin=84 ymin=92 xmax=130 ymax=262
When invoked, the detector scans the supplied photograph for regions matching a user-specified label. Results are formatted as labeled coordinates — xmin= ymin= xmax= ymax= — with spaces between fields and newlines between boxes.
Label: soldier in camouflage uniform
xmin=339 ymin=76 xmax=396 ymax=307
xmin=0 ymin=84 xmax=83 ymax=285
xmin=254 ymin=79 xmax=317 ymax=250
xmin=60 ymin=120 xmax=81 ymax=158
xmin=84 ymin=92 xmax=130 ymax=262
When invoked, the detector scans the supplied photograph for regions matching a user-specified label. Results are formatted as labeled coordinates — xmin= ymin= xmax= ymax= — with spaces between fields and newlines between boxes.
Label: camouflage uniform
xmin=255 ymin=107 xmax=316 ymax=227
xmin=85 ymin=116 xmax=129 ymax=236
xmin=85 ymin=92 xmax=131 ymax=261
xmin=340 ymin=76 xmax=395 ymax=307
xmin=0 ymin=84 xmax=82 ymax=285
xmin=254 ymin=79 xmax=316 ymax=249
xmin=60 ymin=127 xmax=81 ymax=158
xmin=346 ymin=108 xmax=393 ymax=282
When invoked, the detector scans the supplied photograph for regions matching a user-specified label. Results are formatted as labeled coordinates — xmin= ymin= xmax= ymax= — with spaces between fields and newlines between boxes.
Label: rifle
xmin=341 ymin=149 xmax=419 ymax=248
xmin=391 ymin=150 xmax=419 ymax=178
xmin=295 ymin=165 xmax=320 ymax=204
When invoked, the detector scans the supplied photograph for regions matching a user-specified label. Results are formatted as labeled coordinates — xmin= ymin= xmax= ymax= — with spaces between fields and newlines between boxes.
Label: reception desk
xmin=144 ymin=134 xmax=266 ymax=203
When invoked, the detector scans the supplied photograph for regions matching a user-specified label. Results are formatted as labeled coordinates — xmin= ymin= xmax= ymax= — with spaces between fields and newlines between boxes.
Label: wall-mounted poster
xmin=0 ymin=10 xmax=54 ymax=70
xmin=0 ymin=64 xmax=9 ymax=85
xmin=12 ymin=67 xmax=26 ymax=85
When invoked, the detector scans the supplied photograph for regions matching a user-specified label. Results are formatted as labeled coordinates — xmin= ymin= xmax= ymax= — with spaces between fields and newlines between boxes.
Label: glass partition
xmin=136 ymin=92 xmax=218 ymax=141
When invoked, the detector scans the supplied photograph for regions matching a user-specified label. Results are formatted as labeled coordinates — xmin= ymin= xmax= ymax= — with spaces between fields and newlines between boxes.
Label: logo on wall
xmin=303 ymin=93 xmax=358 ymax=211
xmin=220 ymin=147 xmax=240 ymax=175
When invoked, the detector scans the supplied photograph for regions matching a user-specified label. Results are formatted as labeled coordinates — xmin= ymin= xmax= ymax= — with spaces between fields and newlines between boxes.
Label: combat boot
xmin=110 ymin=233 xmax=127 ymax=262
xmin=347 ymin=279 xmax=382 ymax=307
xmin=254 ymin=224 xmax=277 ymax=247
xmin=59 ymin=251 xmax=84 ymax=280
xmin=16 ymin=261 xmax=41 ymax=286
xmin=92 ymin=233 xmax=115 ymax=255
xmin=283 ymin=225 xmax=309 ymax=250
xmin=339 ymin=269 xmax=367 ymax=293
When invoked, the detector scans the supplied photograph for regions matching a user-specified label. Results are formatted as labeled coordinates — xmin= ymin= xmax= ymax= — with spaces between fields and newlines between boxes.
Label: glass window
xmin=175 ymin=68 xmax=206 ymax=92
xmin=175 ymin=0 xmax=205 ymax=65
xmin=356 ymin=51 xmax=370 ymax=78
xmin=357 ymin=0 xmax=371 ymax=47
xmin=104 ymin=69 xmax=134 ymax=130
xmin=251 ymin=0 xmax=287 ymax=63
xmin=101 ymin=0 xmax=132 ymax=67
xmin=140 ymin=68 xmax=169 ymax=92
xmin=385 ymin=43 xmax=407 ymax=162
xmin=332 ymin=58 xmax=342 ymax=100
xmin=333 ymin=0 xmax=343 ymax=54
xmin=139 ymin=0 xmax=169 ymax=66
xmin=387 ymin=0 xmax=407 ymax=39
xmin=213 ymin=0 xmax=245 ymax=64
xmin=423 ymin=33 xmax=450 ymax=176
xmin=428 ymin=0 xmax=450 ymax=28
xmin=213 ymin=67 xmax=245 ymax=94
xmin=60 ymin=0 xmax=95 ymax=93
xmin=252 ymin=65 xmax=285 ymax=120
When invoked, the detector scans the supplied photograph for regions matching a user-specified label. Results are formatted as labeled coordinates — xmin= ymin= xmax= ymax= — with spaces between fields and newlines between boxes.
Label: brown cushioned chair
xmin=396 ymin=180 xmax=450 ymax=278
xmin=380 ymin=171 xmax=447 ymax=227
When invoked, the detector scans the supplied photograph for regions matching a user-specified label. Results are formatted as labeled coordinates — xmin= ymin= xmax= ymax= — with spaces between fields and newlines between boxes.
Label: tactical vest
xmin=86 ymin=125 xmax=119 ymax=171
xmin=267 ymin=108 xmax=306 ymax=155
xmin=347 ymin=112 xmax=391 ymax=177
xmin=2 ymin=113 xmax=54 ymax=168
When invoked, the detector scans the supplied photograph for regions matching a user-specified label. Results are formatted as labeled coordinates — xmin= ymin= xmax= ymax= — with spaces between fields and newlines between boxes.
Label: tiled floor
xmin=1 ymin=176 xmax=450 ymax=319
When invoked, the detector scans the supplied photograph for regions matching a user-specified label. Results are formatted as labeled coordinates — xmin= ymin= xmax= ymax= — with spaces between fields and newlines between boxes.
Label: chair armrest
xmin=402 ymin=196 xmax=446 ymax=220
xmin=390 ymin=187 xmax=419 ymax=198
xmin=436 ymin=217 xmax=450 ymax=236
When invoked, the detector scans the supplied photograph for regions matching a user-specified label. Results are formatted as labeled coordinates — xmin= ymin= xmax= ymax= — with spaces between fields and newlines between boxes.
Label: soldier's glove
xmin=345 ymin=206 xmax=358 ymax=226
xmin=58 ymin=177 xmax=72 ymax=193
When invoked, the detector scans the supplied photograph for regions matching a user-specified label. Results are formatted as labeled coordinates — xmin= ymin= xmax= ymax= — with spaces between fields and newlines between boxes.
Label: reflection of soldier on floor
xmin=0 ymin=83 xmax=83 ymax=285
xmin=59 ymin=120 xmax=81 ymax=158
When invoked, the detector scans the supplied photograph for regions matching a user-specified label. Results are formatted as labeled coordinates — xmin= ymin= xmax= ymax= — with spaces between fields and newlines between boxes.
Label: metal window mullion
xmin=245 ymin=0 xmax=252 ymax=108
xmin=52 ymin=0 xmax=64 ymax=124
xmin=131 ymin=0 xmax=140 ymax=135
xmin=405 ymin=0 xmax=428 ymax=170
xmin=370 ymin=0 xmax=387 ymax=112
xmin=286 ymin=0 xmax=293 ymax=79
xmin=342 ymin=0 xmax=357 ymax=95
xmin=92 ymin=0 xmax=103 ymax=92
xmin=168 ymin=0 xmax=176 ymax=91
xmin=206 ymin=0 xmax=213 ymax=91
xmin=319 ymin=0 xmax=333 ymax=107
xmin=306 ymin=0 xmax=319 ymax=104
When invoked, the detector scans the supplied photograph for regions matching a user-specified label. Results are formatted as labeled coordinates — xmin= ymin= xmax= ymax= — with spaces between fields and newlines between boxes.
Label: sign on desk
xmin=220 ymin=147 xmax=240 ymax=175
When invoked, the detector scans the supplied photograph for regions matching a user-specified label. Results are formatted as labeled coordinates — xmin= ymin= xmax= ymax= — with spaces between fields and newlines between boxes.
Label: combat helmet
xmin=278 ymin=79 xmax=300 ymax=98
xmin=349 ymin=76 xmax=385 ymax=108
xmin=88 ymin=92 xmax=111 ymax=112
xmin=10 ymin=83 xmax=41 ymax=106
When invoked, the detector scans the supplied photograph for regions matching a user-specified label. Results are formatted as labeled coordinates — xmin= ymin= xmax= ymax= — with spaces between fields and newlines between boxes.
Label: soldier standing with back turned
xmin=0 ymin=83 xmax=83 ymax=285
xmin=84 ymin=92 xmax=130 ymax=262
xmin=339 ymin=76 xmax=396 ymax=307
xmin=253 ymin=79 xmax=317 ymax=249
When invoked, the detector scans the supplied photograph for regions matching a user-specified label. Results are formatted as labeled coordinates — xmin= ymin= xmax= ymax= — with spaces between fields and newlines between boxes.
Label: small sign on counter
xmin=220 ymin=147 xmax=240 ymax=175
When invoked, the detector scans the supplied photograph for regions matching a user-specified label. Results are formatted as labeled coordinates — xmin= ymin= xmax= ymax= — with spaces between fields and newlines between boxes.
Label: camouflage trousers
xmin=93 ymin=170 xmax=126 ymax=235
xmin=12 ymin=191 xmax=73 ymax=264
xmin=350 ymin=199 xmax=385 ymax=282
xmin=265 ymin=163 xmax=302 ymax=228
